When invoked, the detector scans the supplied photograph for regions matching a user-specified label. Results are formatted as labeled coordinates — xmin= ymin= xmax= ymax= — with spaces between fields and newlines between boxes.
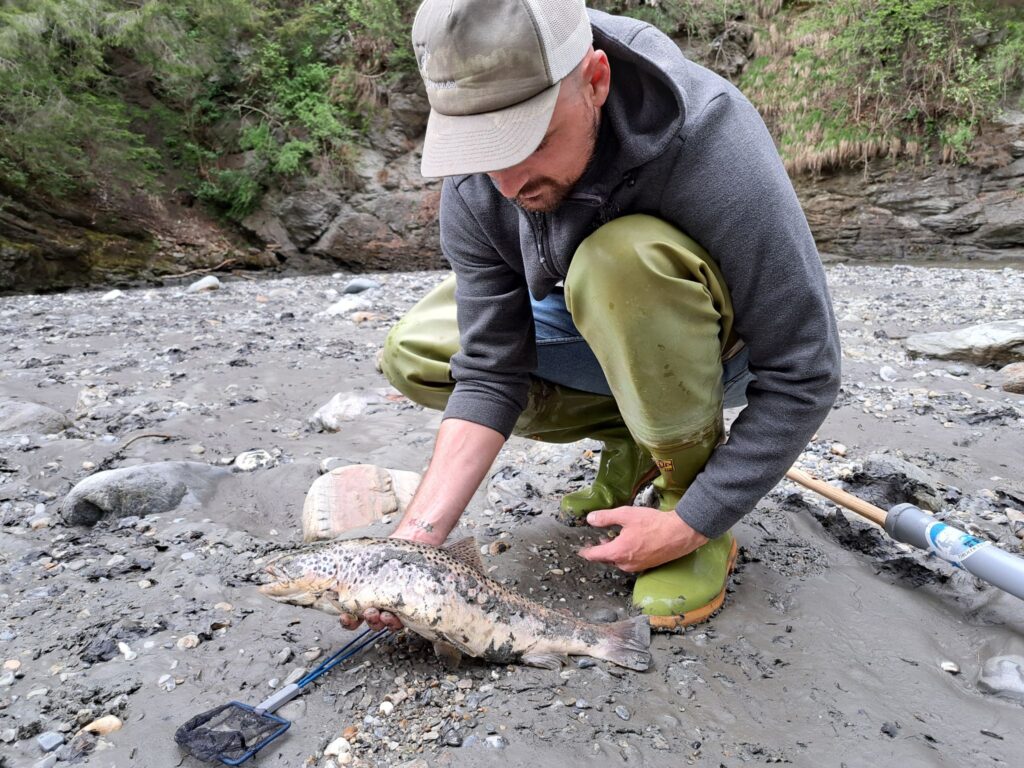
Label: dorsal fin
xmin=444 ymin=536 xmax=484 ymax=572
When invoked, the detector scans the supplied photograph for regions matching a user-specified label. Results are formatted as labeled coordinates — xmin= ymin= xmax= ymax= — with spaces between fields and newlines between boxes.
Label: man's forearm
xmin=391 ymin=417 xmax=506 ymax=545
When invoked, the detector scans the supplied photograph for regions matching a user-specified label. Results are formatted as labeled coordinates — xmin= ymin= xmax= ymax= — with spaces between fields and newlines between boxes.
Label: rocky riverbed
xmin=1 ymin=264 xmax=1023 ymax=768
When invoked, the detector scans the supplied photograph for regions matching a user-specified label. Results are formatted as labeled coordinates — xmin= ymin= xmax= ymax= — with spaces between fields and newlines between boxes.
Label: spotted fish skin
xmin=259 ymin=537 xmax=651 ymax=671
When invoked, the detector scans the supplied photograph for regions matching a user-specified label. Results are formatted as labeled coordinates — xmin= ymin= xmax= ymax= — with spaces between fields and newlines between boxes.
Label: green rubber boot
xmin=512 ymin=380 xmax=658 ymax=526
xmin=631 ymin=416 xmax=738 ymax=629
xmin=633 ymin=532 xmax=737 ymax=629
xmin=558 ymin=426 xmax=658 ymax=525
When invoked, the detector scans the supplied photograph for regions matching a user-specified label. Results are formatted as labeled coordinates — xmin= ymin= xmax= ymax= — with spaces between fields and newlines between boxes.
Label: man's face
xmin=487 ymin=53 xmax=608 ymax=213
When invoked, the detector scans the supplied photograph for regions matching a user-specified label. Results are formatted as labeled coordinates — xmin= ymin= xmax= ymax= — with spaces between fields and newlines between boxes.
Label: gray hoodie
xmin=437 ymin=9 xmax=842 ymax=538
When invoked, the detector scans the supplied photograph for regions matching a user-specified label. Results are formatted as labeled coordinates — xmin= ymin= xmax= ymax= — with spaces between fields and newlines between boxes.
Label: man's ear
xmin=583 ymin=49 xmax=611 ymax=108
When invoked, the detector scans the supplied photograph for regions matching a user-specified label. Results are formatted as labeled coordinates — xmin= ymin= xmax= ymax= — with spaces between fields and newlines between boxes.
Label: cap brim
xmin=420 ymin=82 xmax=561 ymax=178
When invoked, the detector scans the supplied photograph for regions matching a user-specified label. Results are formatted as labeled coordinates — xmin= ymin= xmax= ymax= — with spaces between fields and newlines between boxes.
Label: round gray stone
xmin=0 ymin=400 xmax=71 ymax=435
xmin=977 ymin=655 xmax=1024 ymax=701
xmin=59 ymin=461 xmax=229 ymax=526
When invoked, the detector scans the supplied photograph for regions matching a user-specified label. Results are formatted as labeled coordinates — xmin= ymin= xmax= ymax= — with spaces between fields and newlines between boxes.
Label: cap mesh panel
xmin=526 ymin=0 xmax=592 ymax=81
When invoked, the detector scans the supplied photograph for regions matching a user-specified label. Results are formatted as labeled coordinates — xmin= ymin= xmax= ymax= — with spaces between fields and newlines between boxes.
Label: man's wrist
xmin=392 ymin=515 xmax=449 ymax=546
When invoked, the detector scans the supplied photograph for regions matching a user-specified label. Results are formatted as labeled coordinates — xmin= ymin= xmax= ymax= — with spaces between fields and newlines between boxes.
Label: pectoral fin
xmin=521 ymin=652 xmax=567 ymax=670
xmin=432 ymin=640 xmax=463 ymax=669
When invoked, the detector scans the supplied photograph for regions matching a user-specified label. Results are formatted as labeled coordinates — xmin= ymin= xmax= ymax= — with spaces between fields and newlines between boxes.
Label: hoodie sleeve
xmin=438 ymin=178 xmax=535 ymax=437
xmin=662 ymin=92 xmax=842 ymax=538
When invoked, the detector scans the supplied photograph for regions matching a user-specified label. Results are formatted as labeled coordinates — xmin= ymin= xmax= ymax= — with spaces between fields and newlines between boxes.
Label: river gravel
xmin=1 ymin=263 xmax=1023 ymax=768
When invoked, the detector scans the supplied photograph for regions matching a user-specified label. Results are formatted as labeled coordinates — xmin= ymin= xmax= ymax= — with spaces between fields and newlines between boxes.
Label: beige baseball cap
xmin=412 ymin=0 xmax=593 ymax=177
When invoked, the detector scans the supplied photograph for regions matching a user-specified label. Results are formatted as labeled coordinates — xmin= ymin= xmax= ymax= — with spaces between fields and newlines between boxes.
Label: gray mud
xmin=1 ymin=264 xmax=1023 ymax=767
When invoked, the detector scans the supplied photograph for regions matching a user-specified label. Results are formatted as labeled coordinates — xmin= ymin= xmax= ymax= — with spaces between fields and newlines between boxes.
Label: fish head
xmin=258 ymin=546 xmax=346 ymax=610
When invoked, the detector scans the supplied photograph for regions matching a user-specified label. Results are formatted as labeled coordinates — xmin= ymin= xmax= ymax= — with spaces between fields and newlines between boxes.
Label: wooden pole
xmin=785 ymin=467 xmax=889 ymax=527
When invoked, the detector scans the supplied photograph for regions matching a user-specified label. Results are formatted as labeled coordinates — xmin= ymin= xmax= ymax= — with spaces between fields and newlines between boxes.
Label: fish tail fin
xmin=594 ymin=615 xmax=651 ymax=671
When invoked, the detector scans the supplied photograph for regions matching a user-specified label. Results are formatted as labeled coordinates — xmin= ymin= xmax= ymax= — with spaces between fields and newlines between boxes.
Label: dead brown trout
xmin=259 ymin=536 xmax=650 ymax=671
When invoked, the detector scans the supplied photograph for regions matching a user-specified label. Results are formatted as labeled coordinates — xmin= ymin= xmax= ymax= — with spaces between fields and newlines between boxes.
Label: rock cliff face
xmin=800 ymin=112 xmax=1024 ymax=263
xmin=240 ymin=77 xmax=446 ymax=273
xmin=250 ymin=105 xmax=1024 ymax=272
xmin=0 ymin=187 xmax=279 ymax=294
xmin=2 ymin=71 xmax=1021 ymax=295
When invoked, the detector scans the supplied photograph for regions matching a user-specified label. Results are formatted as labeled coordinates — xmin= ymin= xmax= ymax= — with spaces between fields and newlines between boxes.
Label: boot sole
xmin=648 ymin=537 xmax=739 ymax=632
xmin=555 ymin=464 xmax=661 ymax=527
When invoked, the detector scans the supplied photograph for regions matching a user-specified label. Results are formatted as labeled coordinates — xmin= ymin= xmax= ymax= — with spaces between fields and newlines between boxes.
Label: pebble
xmin=176 ymin=634 xmax=200 ymax=650
xmin=158 ymin=674 xmax=175 ymax=692
xmin=589 ymin=608 xmax=618 ymax=623
xmin=36 ymin=731 xmax=64 ymax=752
xmin=378 ymin=701 xmax=394 ymax=716
xmin=488 ymin=540 xmax=510 ymax=555
xmin=319 ymin=456 xmax=349 ymax=474
xmin=879 ymin=365 xmax=900 ymax=382
xmin=484 ymin=735 xmax=508 ymax=749
xmin=880 ymin=721 xmax=900 ymax=737
xmin=117 ymin=642 xmax=137 ymax=661
xmin=2 ymin=659 xmax=19 ymax=672
xmin=321 ymin=295 xmax=370 ymax=318
xmin=342 ymin=277 xmax=381 ymax=294
xmin=443 ymin=729 xmax=463 ymax=747
xmin=275 ymin=647 xmax=293 ymax=665
xmin=324 ymin=736 xmax=351 ymax=756
xmin=940 ymin=660 xmax=960 ymax=674
xmin=614 ymin=705 xmax=631 ymax=721
xmin=34 ymin=756 xmax=58 ymax=768
xmin=977 ymin=655 xmax=1024 ymax=701
xmin=233 ymin=449 xmax=274 ymax=471
xmin=185 ymin=276 xmax=221 ymax=293
xmin=100 ymin=290 xmax=123 ymax=302
xmin=80 ymin=715 xmax=122 ymax=736
xmin=0 ymin=670 xmax=15 ymax=687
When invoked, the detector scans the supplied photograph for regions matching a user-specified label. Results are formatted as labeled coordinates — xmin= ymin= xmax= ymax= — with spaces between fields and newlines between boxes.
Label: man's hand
xmin=338 ymin=528 xmax=423 ymax=632
xmin=338 ymin=418 xmax=506 ymax=633
xmin=339 ymin=606 xmax=403 ymax=632
xmin=578 ymin=506 xmax=709 ymax=573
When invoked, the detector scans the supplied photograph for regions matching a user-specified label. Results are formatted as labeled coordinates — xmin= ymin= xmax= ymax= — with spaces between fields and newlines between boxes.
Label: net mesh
xmin=175 ymin=702 xmax=287 ymax=764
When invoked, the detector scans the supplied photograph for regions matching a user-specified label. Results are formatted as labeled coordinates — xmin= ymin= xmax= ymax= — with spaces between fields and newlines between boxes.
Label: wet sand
xmin=1 ymin=264 xmax=1023 ymax=767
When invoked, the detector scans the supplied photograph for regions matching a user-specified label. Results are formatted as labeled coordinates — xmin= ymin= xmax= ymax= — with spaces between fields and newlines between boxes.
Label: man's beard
xmin=513 ymin=111 xmax=601 ymax=214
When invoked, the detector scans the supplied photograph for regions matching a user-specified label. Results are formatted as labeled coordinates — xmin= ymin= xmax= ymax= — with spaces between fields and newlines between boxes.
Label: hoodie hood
xmin=587 ymin=9 xmax=689 ymax=173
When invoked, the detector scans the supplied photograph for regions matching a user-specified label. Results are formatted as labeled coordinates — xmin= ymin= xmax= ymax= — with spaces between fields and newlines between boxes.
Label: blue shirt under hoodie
xmin=435 ymin=9 xmax=842 ymax=538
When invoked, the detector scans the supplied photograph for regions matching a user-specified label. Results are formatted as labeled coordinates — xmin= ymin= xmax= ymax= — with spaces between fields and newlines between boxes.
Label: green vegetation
xmin=0 ymin=0 xmax=417 ymax=218
xmin=592 ymin=0 xmax=751 ymax=37
xmin=0 ymin=0 xmax=1021 ymax=218
xmin=741 ymin=0 xmax=1024 ymax=172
